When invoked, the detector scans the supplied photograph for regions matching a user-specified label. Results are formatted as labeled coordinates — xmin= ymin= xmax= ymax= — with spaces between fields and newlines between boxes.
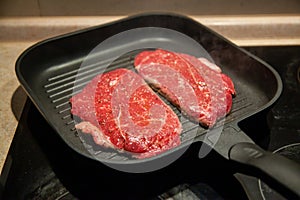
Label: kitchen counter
xmin=0 ymin=14 xmax=299 ymax=174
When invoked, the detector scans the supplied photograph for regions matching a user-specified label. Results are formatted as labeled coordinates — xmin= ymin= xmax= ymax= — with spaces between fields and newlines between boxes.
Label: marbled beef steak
xmin=70 ymin=68 xmax=182 ymax=158
xmin=134 ymin=49 xmax=235 ymax=127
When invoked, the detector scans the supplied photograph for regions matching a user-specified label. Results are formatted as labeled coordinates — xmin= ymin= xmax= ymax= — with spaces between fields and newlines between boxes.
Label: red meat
xmin=70 ymin=68 xmax=181 ymax=158
xmin=134 ymin=49 xmax=235 ymax=127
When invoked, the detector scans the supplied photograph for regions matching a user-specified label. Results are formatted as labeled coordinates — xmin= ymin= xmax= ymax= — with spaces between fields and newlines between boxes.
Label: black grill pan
xmin=16 ymin=13 xmax=300 ymax=197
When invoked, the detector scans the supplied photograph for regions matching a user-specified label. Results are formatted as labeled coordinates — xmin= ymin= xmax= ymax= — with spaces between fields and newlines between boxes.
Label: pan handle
xmin=229 ymin=142 xmax=300 ymax=197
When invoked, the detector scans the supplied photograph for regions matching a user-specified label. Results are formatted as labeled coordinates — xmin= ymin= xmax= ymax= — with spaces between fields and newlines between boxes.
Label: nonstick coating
xmin=16 ymin=13 xmax=281 ymax=166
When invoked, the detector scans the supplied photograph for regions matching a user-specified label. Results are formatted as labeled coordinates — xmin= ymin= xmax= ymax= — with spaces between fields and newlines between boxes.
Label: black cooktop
xmin=1 ymin=46 xmax=300 ymax=200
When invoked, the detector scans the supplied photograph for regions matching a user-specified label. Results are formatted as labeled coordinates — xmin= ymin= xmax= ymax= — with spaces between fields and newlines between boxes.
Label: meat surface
xmin=134 ymin=49 xmax=235 ymax=127
xmin=70 ymin=68 xmax=181 ymax=158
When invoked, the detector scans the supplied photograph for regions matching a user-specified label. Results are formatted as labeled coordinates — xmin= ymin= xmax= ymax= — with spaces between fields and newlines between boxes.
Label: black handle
xmin=229 ymin=142 xmax=300 ymax=197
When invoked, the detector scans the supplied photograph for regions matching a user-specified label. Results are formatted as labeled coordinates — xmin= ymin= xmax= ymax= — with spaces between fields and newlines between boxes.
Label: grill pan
xmin=16 ymin=13 xmax=300 ymax=196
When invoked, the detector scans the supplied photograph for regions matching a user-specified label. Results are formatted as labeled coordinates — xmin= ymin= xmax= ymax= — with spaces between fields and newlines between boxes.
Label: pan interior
xmin=42 ymin=46 xmax=268 ymax=163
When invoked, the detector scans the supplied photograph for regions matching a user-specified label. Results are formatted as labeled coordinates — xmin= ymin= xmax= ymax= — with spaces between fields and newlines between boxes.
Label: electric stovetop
xmin=1 ymin=46 xmax=300 ymax=200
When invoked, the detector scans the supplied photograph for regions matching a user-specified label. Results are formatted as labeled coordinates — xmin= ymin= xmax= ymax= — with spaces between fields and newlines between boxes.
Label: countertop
xmin=1 ymin=14 xmax=300 ymax=174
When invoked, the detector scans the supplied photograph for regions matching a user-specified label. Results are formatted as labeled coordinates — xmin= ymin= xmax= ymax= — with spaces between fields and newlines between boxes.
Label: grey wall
xmin=0 ymin=0 xmax=300 ymax=16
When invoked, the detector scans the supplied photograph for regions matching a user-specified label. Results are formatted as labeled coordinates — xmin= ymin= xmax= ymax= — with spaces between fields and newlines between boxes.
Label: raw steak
xmin=70 ymin=68 xmax=181 ymax=158
xmin=134 ymin=49 xmax=236 ymax=127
